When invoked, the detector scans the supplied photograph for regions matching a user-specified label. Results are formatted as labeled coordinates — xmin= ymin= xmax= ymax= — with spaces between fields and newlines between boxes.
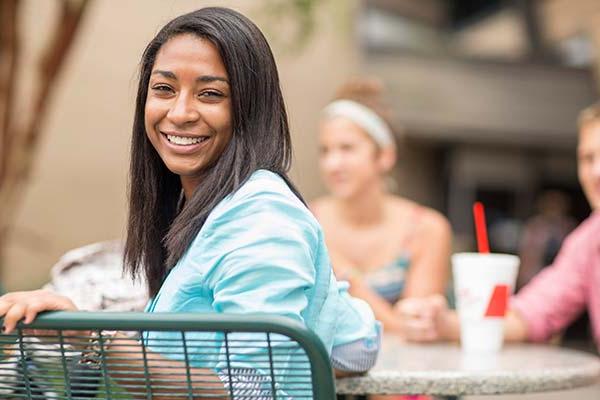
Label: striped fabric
xmin=215 ymin=328 xmax=382 ymax=399
xmin=331 ymin=323 xmax=381 ymax=372
xmin=218 ymin=368 xmax=276 ymax=400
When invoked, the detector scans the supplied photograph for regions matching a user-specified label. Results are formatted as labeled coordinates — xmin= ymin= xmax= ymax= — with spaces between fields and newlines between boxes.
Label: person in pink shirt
xmin=397 ymin=102 xmax=600 ymax=349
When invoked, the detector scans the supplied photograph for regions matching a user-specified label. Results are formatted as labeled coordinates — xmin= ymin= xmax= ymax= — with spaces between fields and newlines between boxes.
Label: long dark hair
xmin=124 ymin=7 xmax=301 ymax=297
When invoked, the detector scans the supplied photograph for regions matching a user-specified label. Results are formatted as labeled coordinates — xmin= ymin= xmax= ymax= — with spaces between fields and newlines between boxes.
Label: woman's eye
xmin=151 ymin=84 xmax=173 ymax=93
xmin=580 ymin=154 xmax=594 ymax=164
xmin=199 ymin=90 xmax=224 ymax=99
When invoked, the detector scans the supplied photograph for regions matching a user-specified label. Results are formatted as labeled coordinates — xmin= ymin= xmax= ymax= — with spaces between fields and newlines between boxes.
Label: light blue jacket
xmin=144 ymin=170 xmax=379 ymax=380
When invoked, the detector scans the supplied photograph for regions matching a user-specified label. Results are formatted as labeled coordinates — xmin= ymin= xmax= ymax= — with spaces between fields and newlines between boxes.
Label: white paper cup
xmin=452 ymin=252 xmax=519 ymax=353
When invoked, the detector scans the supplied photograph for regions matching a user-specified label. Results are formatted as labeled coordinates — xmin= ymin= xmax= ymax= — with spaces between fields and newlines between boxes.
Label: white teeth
xmin=166 ymin=135 xmax=206 ymax=145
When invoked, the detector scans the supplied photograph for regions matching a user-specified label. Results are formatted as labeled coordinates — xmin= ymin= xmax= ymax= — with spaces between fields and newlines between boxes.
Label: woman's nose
xmin=322 ymin=151 xmax=343 ymax=172
xmin=166 ymin=92 xmax=199 ymax=126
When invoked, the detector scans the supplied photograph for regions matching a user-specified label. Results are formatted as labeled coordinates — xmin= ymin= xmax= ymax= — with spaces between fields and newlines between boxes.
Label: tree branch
xmin=0 ymin=0 xmax=20 ymax=186
xmin=0 ymin=0 xmax=91 ymax=242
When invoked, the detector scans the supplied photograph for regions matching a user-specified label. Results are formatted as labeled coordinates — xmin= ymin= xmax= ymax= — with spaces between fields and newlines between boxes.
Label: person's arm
xmin=328 ymin=248 xmax=405 ymax=335
xmin=434 ymin=307 xmax=528 ymax=343
xmin=331 ymin=329 xmax=381 ymax=377
xmin=204 ymin=188 xmax=379 ymax=377
xmin=105 ymin=336 xmax=227 ymax=399
xmin=390 ymin=211 xmax=451 ymax=341
xmin=330 ymin=211 xmax=452 ymax=339
xmin=402 ymin=210 xmax=452 ymax=298
xmin=329 ymin=281 xmax=381 ymax=375
xmin=312 ymin=200 xmax=409 ymax=336
xmin=510 ymin=229 xmax=590 ymax=342
xmin=346 ymin=276 xmax=403 ymax=333
xmin=504 ymin=311 xmax=529 ymax=341
xmin=0 ymin=291 xmax=227 ymax=400
xmin=430 ymin=226 xmax=590 ymax=344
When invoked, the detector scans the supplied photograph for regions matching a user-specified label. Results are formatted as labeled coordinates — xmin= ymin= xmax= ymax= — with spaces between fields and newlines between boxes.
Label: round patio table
xmin=336 ymin=336 xmax=600 ymax=397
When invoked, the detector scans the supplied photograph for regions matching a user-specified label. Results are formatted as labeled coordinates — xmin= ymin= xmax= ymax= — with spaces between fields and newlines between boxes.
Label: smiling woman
xmin=144 ymin=34 xmax=233 ymax=198
xmin=0 ymin=6 xmax=380 ymax=399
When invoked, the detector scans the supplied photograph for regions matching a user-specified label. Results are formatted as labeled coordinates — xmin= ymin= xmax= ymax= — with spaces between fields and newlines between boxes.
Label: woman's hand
xmin=0 ymin=289 xmax=78 ymax=334
xmin=393 ymin=294 xmax=448 ymax=342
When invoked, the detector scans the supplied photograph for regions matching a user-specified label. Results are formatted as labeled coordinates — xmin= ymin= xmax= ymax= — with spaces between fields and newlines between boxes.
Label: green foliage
xmin=260 ymin=0 xmax=353 ymax=52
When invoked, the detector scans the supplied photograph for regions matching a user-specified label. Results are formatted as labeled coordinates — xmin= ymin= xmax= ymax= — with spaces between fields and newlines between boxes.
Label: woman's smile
xmin=160 ymin=130 xmax=213 ymax=154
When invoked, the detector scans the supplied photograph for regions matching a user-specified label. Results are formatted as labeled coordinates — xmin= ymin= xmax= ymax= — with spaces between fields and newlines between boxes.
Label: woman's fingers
xmin=395 ymin=296 xmax=451 ymax=342
xmin=402 ymin=317 xmax=437 ymax=341
xmin=0 ymin=298 xmax=12 ymax=318
xmin=3 ymin=303 xmax=27 ymax=334
xmin=0 ymin=290 xmax=78 ymax=334
xmin=429 ymin=294 xmax=448 ymax=314
xmin=24 ymin=300 xmax=48 ymax=324
xmin=397 ymin=297 xmax=438 ymax=319
xmin=395 ymin=297 xmax=429 ymax=318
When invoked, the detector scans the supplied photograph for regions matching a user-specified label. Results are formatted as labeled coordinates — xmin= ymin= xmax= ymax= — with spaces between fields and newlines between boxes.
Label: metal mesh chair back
xmin=0 ymin=312 xmax=336 ymax=399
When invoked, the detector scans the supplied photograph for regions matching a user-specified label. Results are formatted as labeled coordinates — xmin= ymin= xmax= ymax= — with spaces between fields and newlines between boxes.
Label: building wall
xmin=541 ymin=0 xmax=600 ymax=85
xmin=2 ymin=0 xmax=359 ymax=290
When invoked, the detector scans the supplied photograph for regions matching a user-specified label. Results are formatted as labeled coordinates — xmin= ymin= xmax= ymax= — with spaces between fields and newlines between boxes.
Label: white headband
xmin=322 ymin=99 xmax=395 ymax=148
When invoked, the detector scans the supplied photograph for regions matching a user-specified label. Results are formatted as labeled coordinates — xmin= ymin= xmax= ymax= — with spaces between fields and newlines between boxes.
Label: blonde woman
xmin=311 ymin=78 xmax=452 ymax=342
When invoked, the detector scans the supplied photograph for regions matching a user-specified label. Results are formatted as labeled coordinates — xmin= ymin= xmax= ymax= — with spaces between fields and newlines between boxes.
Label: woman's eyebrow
xmin=196 ymin=75 xmax=229 ymax=84
xmin=151 ymin=70 xmax=176 ymax=79
xmin=150 ymin=70 xmax=228 ymax=84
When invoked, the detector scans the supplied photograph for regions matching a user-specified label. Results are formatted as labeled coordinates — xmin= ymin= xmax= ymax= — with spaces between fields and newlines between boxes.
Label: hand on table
xmin=394 ymin=294 xmax=450 ymax=342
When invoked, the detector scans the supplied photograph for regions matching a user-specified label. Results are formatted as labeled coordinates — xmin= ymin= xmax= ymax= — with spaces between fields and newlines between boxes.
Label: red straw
xmin=473 ymin=202 xmax=490 ymax=253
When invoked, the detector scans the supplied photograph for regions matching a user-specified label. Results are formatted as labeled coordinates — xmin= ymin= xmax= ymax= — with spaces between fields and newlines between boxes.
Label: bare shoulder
xmin=422 ymin=207 xmax=451 ymax=235
xmin=389 ymin=196 xmax=451 ymax=239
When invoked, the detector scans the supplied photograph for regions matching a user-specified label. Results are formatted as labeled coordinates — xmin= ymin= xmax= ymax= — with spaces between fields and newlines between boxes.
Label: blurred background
xmin=1 ymin=0 xmax=599 ymax=398
xmin=0 ymin=0 xmax=598 ymax=296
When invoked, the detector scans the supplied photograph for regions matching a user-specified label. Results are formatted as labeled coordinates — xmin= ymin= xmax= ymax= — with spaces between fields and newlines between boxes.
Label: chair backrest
xmin=0 ymin=311 xmax=336 ymax=399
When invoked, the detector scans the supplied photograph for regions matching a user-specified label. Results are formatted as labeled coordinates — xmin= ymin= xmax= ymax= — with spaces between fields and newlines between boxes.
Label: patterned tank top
xmin=364 ymin=254 xmax=411 ymax=304
xmin=362 ymin=206 xmax=423 ymax=304
xmin=312 ymin=201 xmax=423 ymax=305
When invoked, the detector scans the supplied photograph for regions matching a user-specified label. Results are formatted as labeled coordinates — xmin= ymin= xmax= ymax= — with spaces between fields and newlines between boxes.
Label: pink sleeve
xmin=511 ymin=230 xmax=589 ymax=342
